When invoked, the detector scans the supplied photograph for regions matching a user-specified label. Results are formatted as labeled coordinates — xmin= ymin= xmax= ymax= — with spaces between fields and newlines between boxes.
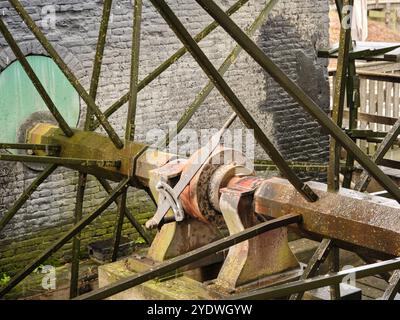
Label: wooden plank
xmin=331 ymin=75 xmax=336 ymax=112
xmin=358 ymin=71 xmax=400 ymax=83
xmin=360 ymin=79 xmax=368 ymax=129
xmin=359 ymin=62 xmax=400 ymax=73
xmin=357 ymin=276 xmax=388 ymax=291
xmin=359 ymin=79 xmax=368 ymax=151
xmin=369 ymin=80 xmax=377 ymax=131
xmin=385 ymin=82 xmax=393 ymax=132
xmin=380 ymin=158 xmax=400 ymax=170
xmin=98 ymin=258 xmax=222 ymax=300
xmin=394 ymin=83 xmax=400 ymax=119
xmin=356 ymin=282 xmax=384 ymax=299
xmin=343 ymin=110 xmax=398 ymax=126
xmin=377 ymin=81 xmax=385 ymax=132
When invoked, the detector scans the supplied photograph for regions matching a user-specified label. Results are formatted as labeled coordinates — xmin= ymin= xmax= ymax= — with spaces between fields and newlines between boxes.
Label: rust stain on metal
xmin=180 ymin=147 xmax=251 ymax=226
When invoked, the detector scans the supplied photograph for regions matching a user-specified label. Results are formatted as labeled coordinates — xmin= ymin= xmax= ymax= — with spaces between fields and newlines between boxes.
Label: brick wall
xmin=0 ymin=0 xmax=330 ymax=277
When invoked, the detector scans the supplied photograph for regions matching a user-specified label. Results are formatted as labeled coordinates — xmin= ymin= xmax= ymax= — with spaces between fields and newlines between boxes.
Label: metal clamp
xmin=146 ymin=179 xmax=186 ymax=229
xmin=156 ymin=181 xmax=185 ymax=223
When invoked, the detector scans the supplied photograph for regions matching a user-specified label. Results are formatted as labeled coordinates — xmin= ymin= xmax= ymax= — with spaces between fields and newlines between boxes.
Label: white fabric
xmin=351 ymin=0 xmax=368 ymax=41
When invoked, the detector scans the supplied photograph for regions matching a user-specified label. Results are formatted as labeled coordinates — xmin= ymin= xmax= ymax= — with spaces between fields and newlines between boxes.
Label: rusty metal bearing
xmin=180 ymin=145 xmax=254 ymax=225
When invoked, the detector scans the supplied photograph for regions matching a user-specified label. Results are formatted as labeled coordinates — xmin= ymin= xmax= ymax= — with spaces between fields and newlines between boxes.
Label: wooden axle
xmin=26 ymin=123 xmax=174 ymax=186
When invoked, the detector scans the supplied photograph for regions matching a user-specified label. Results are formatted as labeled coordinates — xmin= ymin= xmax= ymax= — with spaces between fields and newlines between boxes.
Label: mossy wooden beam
xmin=0 ymin=143 xmax=61 ymax=153
xmin=125 ymin=0 xmax=142 ymax=142
xmin=27 ymin=124 xmax=147 ymax=179
xmin=69 ymin=173 xmax=87 ymax=299
xmin=327 ymin=0 xmax=352 ymax=191
xmin=111 ymin=191 xmax=127 ymax=262
xmin=87 ymin=0 xmax=113 ymax=130
xmin=0 ymin=153 xmax=121 ymax=168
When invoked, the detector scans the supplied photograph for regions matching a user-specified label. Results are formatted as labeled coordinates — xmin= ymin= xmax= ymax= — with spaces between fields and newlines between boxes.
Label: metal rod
xmin=357 ymin=253 xmax=392 ymax=282
xmin=86 ymin=0 xmax=113 ymax=130
xmin=328 ymin=246 xmax=341 ymax=300
xmin=344 ymin=111 xmax=398 ymax=127
xmin=346 ymin=130 xmax=389 ymax=139
xmin=254 ymin=161 xmax=332 ymax=172
xmin=69 ymin=173 xmax=87 ymax=299
xmin=157 ymin=0 xmax=279 ymax=148
xmin=125 ymin=0 xmax=143 ymax=142
xmin=90 ymin=0 xmax=250 ymax=130
xmin=349 ymin=44 xmax=400 ymax=60
xmin=111 ymin=191 xmax=127 ymax=262
xmin=355 ymin=121 xmax=400 ymax=192
xmin=328 ymin=0 xmax=352 ymax=191
xmin=0 ymin=17 xmax=74 ymax=138
xmin=0 ymin=178 xmax=130 ymax=298
xmin=289 ymin=238 xmax=333 ymax=300
xmin=381 ymin=270 xmax=400 ymax=300
xmin=0 ymin=164 xmax=57 ymax=235
xmin=335 ymin=0 xmax=343 ymax=22
xmin=342 ymin=59 xmax=358 ymax=188
xmin=193 ymin=0 xmax=400 ymax=202
xmin=8 ymin=0 xmax=124 ymax=149
xmin=0 ymin=154 xmax=121 ymax=168
xmin=232 ymin=257 xmax=400 ymax=300
xmin=0 ymin=143 xmax=61 ymax=152
xmin=74 ymin=213 xmax=302 ymax=300
xmin=149 ymin=0 xmax=318 ymax=203
xmin=96 ymin=177 xmax=153 ymax=244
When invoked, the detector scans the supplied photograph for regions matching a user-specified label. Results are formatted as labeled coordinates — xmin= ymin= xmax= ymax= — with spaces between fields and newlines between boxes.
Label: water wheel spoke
xmin=0 ymin=164 xmax=57 ymax=234
xmin=111 ymin=190 xmax=127 ymax=262
xmin=69 ymin=172 xmax=87 ymax=299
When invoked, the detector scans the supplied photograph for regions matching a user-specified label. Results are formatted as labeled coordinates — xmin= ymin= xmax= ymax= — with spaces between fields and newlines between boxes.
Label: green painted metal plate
xmin=0 ymin=55 xmax=80 ymax=145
